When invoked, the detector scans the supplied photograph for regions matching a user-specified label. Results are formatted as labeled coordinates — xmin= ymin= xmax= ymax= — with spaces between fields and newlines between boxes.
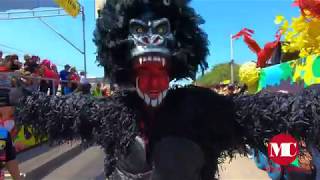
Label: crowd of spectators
xmin=0 ymin=51 xmax=111 ymax=97
xmin=209 ymin=83 xmax=247 ymax=96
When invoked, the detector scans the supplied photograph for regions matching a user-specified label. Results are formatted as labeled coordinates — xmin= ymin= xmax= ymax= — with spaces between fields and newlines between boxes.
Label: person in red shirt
xmin=68 ymin=67 xmax=80 ymax=92
xmin=50 ymin=64 xmax=60 ymax=95
xmin=39 ymin=59 xmax=56 ymax=95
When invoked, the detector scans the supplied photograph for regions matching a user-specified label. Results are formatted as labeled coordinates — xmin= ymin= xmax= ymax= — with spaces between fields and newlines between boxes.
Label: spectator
xmin=79 ymin=71 xmax=89 ymax=84
xmin=51 ymin=64 xmax=60 ymax=95
xmin=0 ymin=51 xmax=3 ymax=62
xmin=92 ymin=82 xmax=102 ymax=97
xmin=0 ymin=127 xmax=22 ymax=180
xmin=79 ymin=71 xmax=91 ymax=94
xmin=102 ymin=84 xmax=111 ymax=96
xmin=0 ymin=58 xmax=10 ymax=72
xmin=59 ymin=64 xmax=70 ymax=95
xmin=0 ymin=61 xmax=11 ymax=106
xmin=24 ymin=55 xmax=39 ymax=74
xmin=39 ymin=60 xmax=50 ymax=94
xmin=68 ymin=67 xmax=80 ymax=92
xmin=9 ymin=55 xmax=20 ymax=71
xmin=39 ymin=59 xmax=58 ymax=95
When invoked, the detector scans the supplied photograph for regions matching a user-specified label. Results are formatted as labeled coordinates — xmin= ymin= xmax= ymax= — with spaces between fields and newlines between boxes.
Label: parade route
xmin=41 ymin=146 xmax=269 ymax=180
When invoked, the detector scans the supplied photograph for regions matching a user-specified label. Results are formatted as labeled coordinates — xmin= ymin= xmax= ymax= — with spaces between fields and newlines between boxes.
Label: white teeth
xmin=158 ymin=92 xmax=163 ymax=102
xmin=162 ymin=90 xmax=168 ymax=98
xmin=158 ymin=92 xmax=163 ymax=105
xmin=136 ymin=78 xmax=144 ymax=99
xmin=144 ymin=94 xmax=151 ymax=105
xmin=161 ymin=58 xmax=165 ymax=67
xmin=136 ymin=86 xmax=169 ymax=107
xmin=151 ymin=99 xmax=158 ymax=107
xmin=137 ymin=56 xmax=166 ymax=65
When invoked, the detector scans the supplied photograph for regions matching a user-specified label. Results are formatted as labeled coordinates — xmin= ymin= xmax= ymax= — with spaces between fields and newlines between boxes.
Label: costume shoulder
xmin=163 ymin=85 xmax=244 ymax=151
xmin=232 ymin=85 xmax=320 ymax=151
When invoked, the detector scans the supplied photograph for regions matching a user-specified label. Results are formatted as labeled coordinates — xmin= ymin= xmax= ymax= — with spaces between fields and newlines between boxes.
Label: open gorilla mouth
xmin=134 ymin=53 xmax=170 ymax=107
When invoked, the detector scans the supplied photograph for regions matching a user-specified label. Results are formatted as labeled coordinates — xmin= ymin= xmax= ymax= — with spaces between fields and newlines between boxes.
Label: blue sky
xmin=0 ymin=0 xmax=300 ymax=78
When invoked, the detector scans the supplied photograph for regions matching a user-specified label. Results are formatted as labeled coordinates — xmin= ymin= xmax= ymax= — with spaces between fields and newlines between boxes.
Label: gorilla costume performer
xmin=13 ymin=0 xmax=320 ymax=179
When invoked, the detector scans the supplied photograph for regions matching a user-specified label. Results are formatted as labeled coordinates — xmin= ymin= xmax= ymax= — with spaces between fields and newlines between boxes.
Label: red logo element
xmin=267 ymin=134 xmax=299 ymax=165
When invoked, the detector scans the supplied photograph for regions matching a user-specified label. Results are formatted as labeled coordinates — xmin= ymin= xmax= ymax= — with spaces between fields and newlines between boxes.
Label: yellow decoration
xmin=54 ymin=0 xmax=80 ymax=17
xmin=0 ymin=140 xmax=6 ymax=150
xmin=239 ymin=62 xmax=260 ymax=93
xmin=276 ymin=14 xmax=320 ymax=58
xmin=221 ymin=80 xmax=231 ymax=85
xmin=274 ymin=15 xmax=285 ymax=24
xmin=293 ymin=55 xmax=320 ymax=85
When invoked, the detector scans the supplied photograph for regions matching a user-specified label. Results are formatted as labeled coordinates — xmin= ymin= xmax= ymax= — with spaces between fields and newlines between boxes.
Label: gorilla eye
xmin=129 ymin=21 xmax=147 ymax=35
xmin=156 ymin=25 xmax=168 ymax=35
xmin=136 ymin=27 xmax=144 ymax=34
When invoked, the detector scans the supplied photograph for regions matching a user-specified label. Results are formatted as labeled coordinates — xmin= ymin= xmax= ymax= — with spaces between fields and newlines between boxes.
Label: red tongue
xmin=135 ymin=63 xmax=169 ymax=99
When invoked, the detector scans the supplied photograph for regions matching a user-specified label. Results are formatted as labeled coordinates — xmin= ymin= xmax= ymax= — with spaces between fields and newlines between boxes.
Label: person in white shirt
xmin=79 ymin=72 xmax=91 ymax=94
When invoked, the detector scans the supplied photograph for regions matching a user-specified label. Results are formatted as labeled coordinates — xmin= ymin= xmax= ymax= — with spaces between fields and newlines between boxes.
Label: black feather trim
xmin=233 ymin=87 xmax=320 ymax=153
xmin=15 ymin=91 xmax=138 ymax=177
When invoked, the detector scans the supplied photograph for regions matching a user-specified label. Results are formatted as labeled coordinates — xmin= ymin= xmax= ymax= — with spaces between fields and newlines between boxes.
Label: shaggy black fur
xmin=94 ymin=0 xmax=209 ymax=84
xmin=233 ymin=86 xmax=320 ymax=154
xmin=15 ymin=85 xmax=320 ymax=179
xmin=13 ymin=0 xmax=320 ymax=179
xmin=15 ymin=91 xmax=139 ymax=176
xmin=15 ymin=86 xmax=244 ymax=178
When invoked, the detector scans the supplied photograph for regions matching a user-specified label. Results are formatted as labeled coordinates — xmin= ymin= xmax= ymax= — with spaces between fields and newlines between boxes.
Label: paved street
xmin=219 ymin=155 xmax=269 ymax=180
xmin=41 ymin=146 xmax=269 ymax=180
xmin=43 ymin=146 xmax=105 ymax=180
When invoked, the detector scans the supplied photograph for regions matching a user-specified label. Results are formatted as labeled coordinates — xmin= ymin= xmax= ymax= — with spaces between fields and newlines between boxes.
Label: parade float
xmin=239 ymin=0 xmax=320 ymax=93
xmin=236 ymin=0 xmax=320 ymax=179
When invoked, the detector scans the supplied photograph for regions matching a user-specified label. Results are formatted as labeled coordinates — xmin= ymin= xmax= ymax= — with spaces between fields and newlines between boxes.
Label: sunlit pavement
xmin=42 ymin=146 xmax=105 ymax=180
xmin=41 ymin=146 xmax=269 ymax=180
xmin=219 ymin=155 xmax=269 ymax=180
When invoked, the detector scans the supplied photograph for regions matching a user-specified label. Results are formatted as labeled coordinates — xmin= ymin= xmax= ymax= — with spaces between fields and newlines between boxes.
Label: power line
xmin=0 ymin=43 xmax=26 ymax=54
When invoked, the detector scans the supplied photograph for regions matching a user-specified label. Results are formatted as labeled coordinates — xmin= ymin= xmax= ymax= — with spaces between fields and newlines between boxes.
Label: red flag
xmin=232 ymin=28 xmax=282 ymax=68
xmin=232 ymin=28 xmax=254 ymax=39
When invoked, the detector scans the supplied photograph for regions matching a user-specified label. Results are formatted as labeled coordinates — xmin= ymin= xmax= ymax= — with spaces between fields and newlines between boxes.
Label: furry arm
xmin=14 ymin=91 xmax=138 ymax=176
xmin=233 ymin=86 xmax=320 ymax=153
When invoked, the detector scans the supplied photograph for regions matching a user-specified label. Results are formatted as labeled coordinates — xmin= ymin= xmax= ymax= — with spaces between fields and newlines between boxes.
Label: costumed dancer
xmin=10 ymin=0 xmax=320 ymax=179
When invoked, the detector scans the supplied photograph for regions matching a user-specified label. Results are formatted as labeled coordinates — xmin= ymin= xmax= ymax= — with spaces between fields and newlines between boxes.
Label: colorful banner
xmin=0 ymin=106 xmax=39 ymax=152
xmin=258 ymin=55 xmax=320 ymax=92
xmin=54 ymin=0 xmax=80 ymax=17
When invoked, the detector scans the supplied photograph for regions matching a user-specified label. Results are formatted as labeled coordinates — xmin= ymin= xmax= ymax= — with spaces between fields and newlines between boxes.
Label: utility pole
xmin=230 ymin=34 xmax=234 ymax=84
xmin=81 ymin=6 xmax=87 ymax=77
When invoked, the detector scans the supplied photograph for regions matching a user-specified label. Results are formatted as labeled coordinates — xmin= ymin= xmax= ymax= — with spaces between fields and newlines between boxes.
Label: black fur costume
xmin=14 ymin=0 xmax=320 ymax=179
